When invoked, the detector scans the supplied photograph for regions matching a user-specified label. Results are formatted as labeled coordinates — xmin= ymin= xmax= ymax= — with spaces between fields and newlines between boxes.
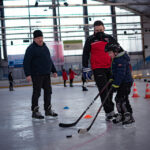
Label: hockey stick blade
xmin=78 ymin=88 xmax=113 ymax=134
xmin=59 ymin=122 xmax=76 ymax=128
xmin=78 ymin=128 xmax=88 ymax=134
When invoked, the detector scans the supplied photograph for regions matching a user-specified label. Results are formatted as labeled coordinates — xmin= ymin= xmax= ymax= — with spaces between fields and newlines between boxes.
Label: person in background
xmin=81 ymin=73 xmax=88 ymax=91
xmin=69 ymin=68 xmax=77 ymax=87
xmin=8 ymin=71 xmax=14 ymax=91
xmin=23 ymin=30 xmax=58 ymax=120
xmin=62 ymin=69 xmax=68 ymax=87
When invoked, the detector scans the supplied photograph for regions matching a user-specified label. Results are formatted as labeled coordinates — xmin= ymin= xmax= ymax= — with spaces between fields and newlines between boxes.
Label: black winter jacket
xmin=8 ymin=73 xmax=13 ymax=82
xmin=23 ymin=42 xmax=57 ymax=76
xmin=112 ymin=51 xmax=133 ymax=86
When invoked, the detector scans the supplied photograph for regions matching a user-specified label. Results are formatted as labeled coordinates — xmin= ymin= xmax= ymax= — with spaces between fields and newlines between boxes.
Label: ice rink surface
xmin=0 ymin=80 xmax=150 ymax=150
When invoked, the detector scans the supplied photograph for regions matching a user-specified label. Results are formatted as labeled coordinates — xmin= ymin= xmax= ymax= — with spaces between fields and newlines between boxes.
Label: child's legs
xmin=64 ymin=80 xmax=66 ymax=86
xmin=82 ymin=76 xmax=86 ymax=86
xmin=115 ymin=83 xmax=133 ymax=114
xmin=124 ymin=83 xmax=133 ymax=114
xmin=70 ymin=79 xmax=73 ymax=86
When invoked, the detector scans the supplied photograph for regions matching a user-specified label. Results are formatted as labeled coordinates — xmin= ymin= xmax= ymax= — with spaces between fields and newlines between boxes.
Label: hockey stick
xmin=78 ymin=87 xmax=113 ymax=134
xmin=59 ymin=81 xmax=111 ymax=128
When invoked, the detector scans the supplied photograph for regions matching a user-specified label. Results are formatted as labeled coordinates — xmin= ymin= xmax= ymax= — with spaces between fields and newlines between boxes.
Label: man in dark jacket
xmin=82 ymin=20 xmax=117 ymax=121
xmin=23 ymin=30 xmax=58 ymax=119
xmin=105 ymin=43 xmax=135 ymax=125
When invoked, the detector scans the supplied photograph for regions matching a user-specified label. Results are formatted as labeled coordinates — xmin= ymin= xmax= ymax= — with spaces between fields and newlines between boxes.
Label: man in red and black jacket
xmin=82 ymin=20 xmax=118 ymax=121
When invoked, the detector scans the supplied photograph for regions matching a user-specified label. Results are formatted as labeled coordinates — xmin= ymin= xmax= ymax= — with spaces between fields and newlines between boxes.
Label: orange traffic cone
xmin=132 ymin=82 xmax=140 ymax=98
xmin=145 ymin=83 xmax=150 ymax=99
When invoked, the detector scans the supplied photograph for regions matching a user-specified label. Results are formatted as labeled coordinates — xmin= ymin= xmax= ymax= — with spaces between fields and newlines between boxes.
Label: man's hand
xmin=26 ymin=76 xmax=32 ymax=82
xmin=53 ymin=73 xmax=57 ymax=78
xmin=82 ymin=67 xmax=93 ymax=81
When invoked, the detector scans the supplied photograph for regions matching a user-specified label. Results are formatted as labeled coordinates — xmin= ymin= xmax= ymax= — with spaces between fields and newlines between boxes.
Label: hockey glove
xmin=82 ymin=67 xmax=93 ymax=81
xmin=112 ymin=84 xmax=119 ymax=92
xmin=109 ymin=78 xmax=114 ymax=83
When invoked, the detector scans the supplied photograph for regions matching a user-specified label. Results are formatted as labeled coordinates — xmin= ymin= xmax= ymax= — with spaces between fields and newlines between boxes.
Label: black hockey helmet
xmin=105 ymin=43 xmax=123 ymax=53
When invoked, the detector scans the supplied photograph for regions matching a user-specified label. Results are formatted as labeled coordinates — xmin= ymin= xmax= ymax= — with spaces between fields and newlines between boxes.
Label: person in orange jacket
xmin=69 ymin=68 xmax=77 ymax=87
xmin=62 ymin=69 xmax=68 ymax=87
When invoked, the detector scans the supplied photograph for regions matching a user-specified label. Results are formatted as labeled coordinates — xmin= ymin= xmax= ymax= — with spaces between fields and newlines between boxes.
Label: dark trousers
xmin=115 ymin=83 xmax=133 ymax=114
xmin=82 ymin=76 xmax=86 ymax=87
xmin=70 ymin=79 xmax=73 ymax=87
xmin=9 ymin=81 xmax=13 ymax=91
xmin=93 ymin=68 xmax=114 ymax=114
xmin=31 ymin=75 xmax=52 ymax=111
xmin=64 ymin=80 xmax=66 ymax=87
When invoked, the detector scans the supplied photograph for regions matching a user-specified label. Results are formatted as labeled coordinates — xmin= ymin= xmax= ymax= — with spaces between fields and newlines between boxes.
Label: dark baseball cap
xmin=33 ymin=30 xmax=43 ymax=38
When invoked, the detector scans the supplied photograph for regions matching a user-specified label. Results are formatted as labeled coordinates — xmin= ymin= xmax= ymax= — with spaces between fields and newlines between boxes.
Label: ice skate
xmin=82 ymin=86 xmax=88 ymax=91
xmin=45 ymin=105 xmax=58 ymax=119
xmin=112 ymin=113 xmax=122 ymax=124
xmin=32 ymin=106 xmax=44 ymax=120
xmin=122 ymin=112 xmax=135 ymax=128
xmin=105 ymin=111 xmax=116 ymax=121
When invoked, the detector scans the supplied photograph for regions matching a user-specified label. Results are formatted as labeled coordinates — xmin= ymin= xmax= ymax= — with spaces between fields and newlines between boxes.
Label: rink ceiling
xmin=98 ymin=0 xmax=150 ymax=18
xmin=0 ymin=80 xmax=150 ymax=150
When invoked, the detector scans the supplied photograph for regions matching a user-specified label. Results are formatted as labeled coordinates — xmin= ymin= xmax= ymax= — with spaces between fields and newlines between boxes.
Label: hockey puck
xmin=66 ymin=135 xmax=72 ymax=138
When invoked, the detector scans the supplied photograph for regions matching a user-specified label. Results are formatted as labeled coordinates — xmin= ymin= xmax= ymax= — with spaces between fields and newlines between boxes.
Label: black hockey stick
xmin=59 ymin=81 xmax=111 ymax=128
xmin=78 ymin=87 xmax=113 ymax=134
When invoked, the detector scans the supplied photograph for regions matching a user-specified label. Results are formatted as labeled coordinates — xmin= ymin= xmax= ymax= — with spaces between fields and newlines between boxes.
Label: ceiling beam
xmin=0 ymin=2 xmax=150 ymax=9
xmin=0 ymin=14 xmax=140 ymax=21
xmin=95 ymin=0 xmax=150 ymax=18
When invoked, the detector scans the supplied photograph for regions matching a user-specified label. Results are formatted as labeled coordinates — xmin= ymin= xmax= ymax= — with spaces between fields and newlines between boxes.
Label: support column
xmin=141 ymin=16 xmax=145 ymax=64
xmin=0 ymin=0 xmax=7 ymax=61
xmin=0 ymin=13 xmax=1 ymax=62
xmin=57 ymin=0 xmax=61 ymax=41
xmin=110 ymin=5 xmax=117 ymax=41
xmin=27 ymin=0 xmax=32 ymax=41
xmin=83 ymin=0 xmax=89 ymax=39
xmin=52 ymin=0 xmax=59 ymax=41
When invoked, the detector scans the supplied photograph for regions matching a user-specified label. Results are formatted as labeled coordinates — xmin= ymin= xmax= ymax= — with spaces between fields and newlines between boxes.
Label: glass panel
xmin=115 ymin=7 xmax=142 ymax=52
xmin=88 ymin=0 xmax=112 ymax=35
xmin=2 ymin=0 xmax=143 ymax=55
xmin=0 ymin=23 xmax=3 ymax=59
xmin=59 ymin=1 xmax=84 ymax=56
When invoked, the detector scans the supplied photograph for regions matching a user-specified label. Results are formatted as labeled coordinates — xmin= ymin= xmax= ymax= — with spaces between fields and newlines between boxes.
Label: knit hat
xmin=33 ymin=30 xmax=43 ymax=38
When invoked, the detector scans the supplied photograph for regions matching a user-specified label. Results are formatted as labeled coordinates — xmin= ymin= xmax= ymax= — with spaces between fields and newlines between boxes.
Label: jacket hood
xmin=116 ymin=51 xmax=130 ymax=62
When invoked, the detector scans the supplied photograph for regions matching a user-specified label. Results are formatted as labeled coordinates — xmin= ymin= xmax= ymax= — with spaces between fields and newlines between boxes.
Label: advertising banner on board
xmin=45 ymin=41 xmax=64 ymax=65
xmin=8 ymin=41 xmax=64 ymax=67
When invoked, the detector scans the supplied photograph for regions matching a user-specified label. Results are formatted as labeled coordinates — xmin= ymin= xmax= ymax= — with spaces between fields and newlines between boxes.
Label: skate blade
xmin=112 ymin=122 xmax=123 ymax=128
xmin=45 ymin=116 xmax=58 ymax=120
xmin=113 ymin=122 xmax=122 ymax=125
xmin=123 ymin=122 xmax=136 ymax=128
xmin=105 ymin=118 xmax=113 ymax=122
xmin=32 ymin=118 xmax=44 ymax=122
